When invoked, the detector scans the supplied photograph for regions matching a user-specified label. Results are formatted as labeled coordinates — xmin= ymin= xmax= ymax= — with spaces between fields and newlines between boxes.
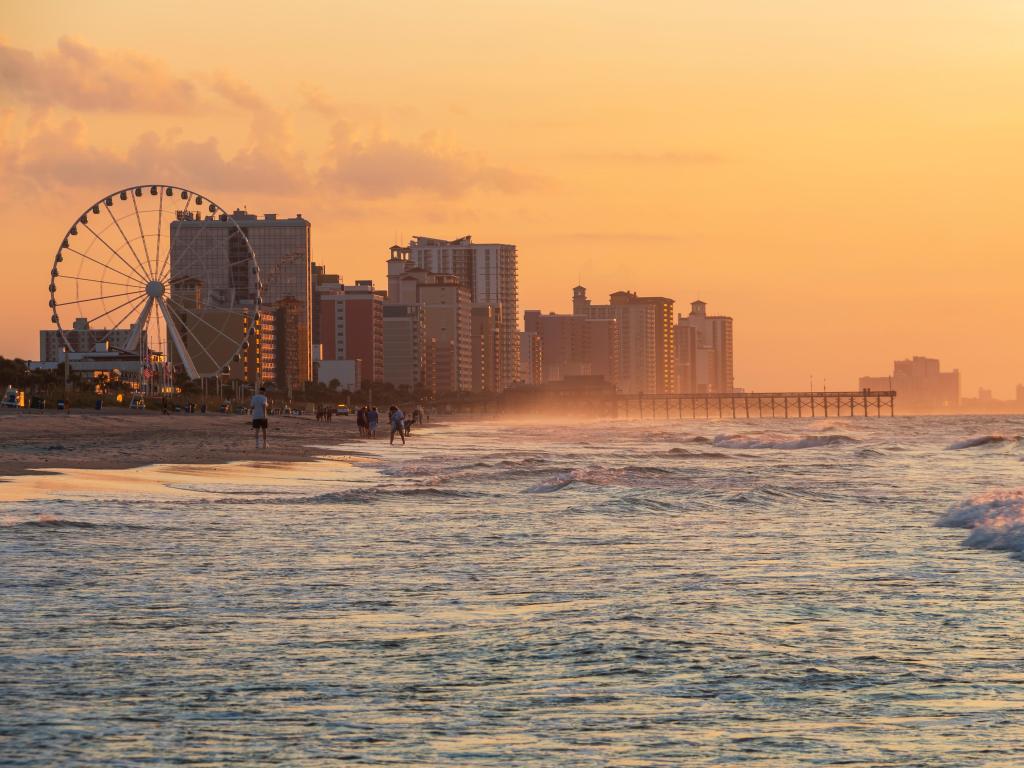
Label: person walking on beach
xmin=368 ymin=406 xmax=379 ymax=438
xmin=389 ymin=405 xmax=406 ymax=445
xmin=250 ymin=386 xmax=269 ymax=448
xmin=356 ymin=405 xmax=368 ymax=437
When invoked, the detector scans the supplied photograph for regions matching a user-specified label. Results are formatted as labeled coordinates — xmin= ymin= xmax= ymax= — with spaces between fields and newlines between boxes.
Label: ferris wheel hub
xmin=145 ymin=280 xmax=166 ymax=298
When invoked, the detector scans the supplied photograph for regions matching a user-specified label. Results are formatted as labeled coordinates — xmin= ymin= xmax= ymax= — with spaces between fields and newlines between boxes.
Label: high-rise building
xmin=226 ymin=309 xmax=276 ymax=387
xmin=585 ymin=317 xmax=620 ymax=386
xmin=391 ymin=236 xmax=519 ymax=390
xmin=170 ymin=211 xmax=312 ymax=390
xmin=319 ymin=280 xmax=384 ymax=383
xmin=892 ymin=357 xmax=960 ymax=410
xmin=387 ymin=251 xmax=475 ymax=394
xmin=417 ymin=275 xmax=473 ymax=394
xmin=523 ymin=308 xmax=619 ymax=387
xmin=675 ymin=300 xmax=734 ymax=393
xmin=860 ymin=356 xmax=960 ymax=411
xmin=311 ymin=262 xmax=341 ymax=348
xmin=576 ymin=287 xmax=674 ymax=394
xmin=383 ymin=303 xmax=427 ymax=390
xmin=675 ymin=323 xmax=697 ymax=393
xmin=471 ymin=304 xmax=502 ymax=393
xmin=519 ymin=331 xmax=542 ymax=385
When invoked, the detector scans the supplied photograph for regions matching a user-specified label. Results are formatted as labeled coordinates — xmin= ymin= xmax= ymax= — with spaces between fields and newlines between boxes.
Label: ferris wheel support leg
xmin=157 ymin=296 xmax=200 ymax=380
xmin=124 ymin=296 xmax=155 ymax=353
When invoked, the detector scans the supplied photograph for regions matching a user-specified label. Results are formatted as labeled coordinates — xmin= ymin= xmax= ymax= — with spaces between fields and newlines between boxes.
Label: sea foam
xmin=938 ymin=489 xmax=1024 ymax=553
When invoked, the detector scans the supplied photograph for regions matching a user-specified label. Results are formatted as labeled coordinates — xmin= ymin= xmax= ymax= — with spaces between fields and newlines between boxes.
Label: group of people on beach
xmin=356 ymin=404 xmax=424 ymax=445
xmin=249 ymin=387 xmax=426 ymax=448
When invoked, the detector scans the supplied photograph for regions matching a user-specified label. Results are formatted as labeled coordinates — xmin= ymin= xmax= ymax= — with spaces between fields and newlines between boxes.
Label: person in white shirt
xmin=250 ymin=387 xmax=269 ymax=448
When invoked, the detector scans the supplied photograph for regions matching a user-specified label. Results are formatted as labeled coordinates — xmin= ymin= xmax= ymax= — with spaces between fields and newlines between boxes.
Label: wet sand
xmin=0 ymin=410 xmax=355 ymax=478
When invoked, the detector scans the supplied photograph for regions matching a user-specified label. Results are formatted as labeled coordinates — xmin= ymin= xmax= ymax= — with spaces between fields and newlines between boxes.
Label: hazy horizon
xmin=2 ymin=2 xmax=1022 ymax=395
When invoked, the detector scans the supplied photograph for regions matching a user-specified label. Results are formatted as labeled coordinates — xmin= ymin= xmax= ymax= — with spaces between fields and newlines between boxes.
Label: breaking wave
xmin=946 ymin=435 xmax=1020 ymax=450
xmin=712 ymin=433 xmax=857 ymax=450
xmin=938 ymin=489 xmax=1024 ymax=553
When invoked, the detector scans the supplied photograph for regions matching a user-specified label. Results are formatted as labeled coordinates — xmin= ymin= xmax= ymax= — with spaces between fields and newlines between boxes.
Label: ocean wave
xmin=379 ymin=463 xmax=449 ymax=477
xmin=937 ymin=489 xmax=1024 ymax=553
xmin=666 ymin=448 xmax=734 ymax=459
xmin=495 ymin=457 xmax=547 ymax=468
xmin=855 ymin=447 xmax=886 ymax=458
xmin=808 ymin=418 xmax=873 ymax=433
xmin=945 ymin=435 xmax=1020 ymax=450
xmin=1 ymin=515 xmax=98 ymax=529
xmin=307 ymin=487 xmax=479 ymax=505
xmin=525 ymin=473 xmax=577 ymax=493
xmin=523 ymin=464 xmax=684 ymax=494
xmin=725 ymin=484 xmax=844 ymax=505
xmin=712 ymin=433 xmax=857 ymax=450
xmin=209 ymin=485 xmax=483 ymax=507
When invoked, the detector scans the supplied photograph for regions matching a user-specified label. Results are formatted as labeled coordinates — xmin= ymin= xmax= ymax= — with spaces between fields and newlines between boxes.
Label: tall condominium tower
xmin=575 ymin=287 xmax=675 ymax=395
xmin=383 ymin=303 xmax=427 ymax=391
xmin=390 ymin=236 xmax=519 ymax=391
xmin=387 ymin=261 xmax=473 ymax=394
xmin=318 ymin=280 xmax=385 ymax=383
xmin=522 ymin=308 xmax=619 ymax=387
xmin=675 ymin=300 xmax=734 ymax=393
xmin=170 ymin=211 xmax=312 ymax=391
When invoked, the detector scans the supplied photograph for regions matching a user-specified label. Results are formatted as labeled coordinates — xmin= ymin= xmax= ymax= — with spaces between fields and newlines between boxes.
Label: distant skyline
xmin=2 ymin=2 xmax=1023 ymax=395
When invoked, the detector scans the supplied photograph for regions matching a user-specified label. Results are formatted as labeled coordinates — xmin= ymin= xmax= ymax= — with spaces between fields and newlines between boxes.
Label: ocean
xmin=2 ymin=415 xmax=1023 ymax=766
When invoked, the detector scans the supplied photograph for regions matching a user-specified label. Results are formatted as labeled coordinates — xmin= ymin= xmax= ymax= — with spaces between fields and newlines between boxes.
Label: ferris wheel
xmin=49 ymin=185 xmax=262 ymax=383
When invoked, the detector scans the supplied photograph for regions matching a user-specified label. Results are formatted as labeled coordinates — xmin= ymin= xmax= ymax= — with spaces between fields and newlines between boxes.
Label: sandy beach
xmin=0 ymin=410 xmax=353 ymax=478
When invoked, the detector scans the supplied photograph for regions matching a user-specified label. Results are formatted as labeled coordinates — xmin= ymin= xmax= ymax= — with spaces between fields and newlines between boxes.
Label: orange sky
xmin=2 ymin=1 xmax=1022 ymax=395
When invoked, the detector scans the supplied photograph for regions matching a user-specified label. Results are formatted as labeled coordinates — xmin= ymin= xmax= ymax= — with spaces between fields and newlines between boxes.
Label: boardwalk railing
xmin=619 ymin=391 xmax=896 ymax=419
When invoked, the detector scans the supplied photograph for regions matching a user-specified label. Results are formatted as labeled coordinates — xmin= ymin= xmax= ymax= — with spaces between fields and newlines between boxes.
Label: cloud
xmin=3 ymin=115 xmax=535 ymax=202
xmin=319 ymin=122 xmax=543 ymax=198
xmin=0 ymin=37 xmax=199 ymax=113
xmin=1 ymin=39 xmax=540 ymax=202
xmin=211 ymin=75 xmax=272 ymax=114
xmin=1 ymin=117 xmax=306 ymax=195
xmin=299 ymin=85 xmax=339 ymax=118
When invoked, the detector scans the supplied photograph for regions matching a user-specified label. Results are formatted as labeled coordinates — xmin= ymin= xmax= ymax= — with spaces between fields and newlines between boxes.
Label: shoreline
xmin=0 ymin=410 xmax=360 ymax=479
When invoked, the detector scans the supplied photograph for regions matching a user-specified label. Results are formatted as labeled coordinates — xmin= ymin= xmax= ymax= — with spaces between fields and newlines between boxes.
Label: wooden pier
xmin=440 ymin=383 xmax=896 ymax=419
xmin=619 ymin=391 xmax=896 ymax=420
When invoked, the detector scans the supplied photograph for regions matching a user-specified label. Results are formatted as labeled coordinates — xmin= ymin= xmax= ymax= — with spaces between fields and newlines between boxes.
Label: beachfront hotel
xmin=169 ymin=211 xmax=312 ymax=391
xmin=390 ymin=236 xmax=520 ymax=392
xmin=573 ymin=286 xmax=676 ymax=395
xmin=676 ymin=300 xmax=735 ymax=394
xmin=317 ymin=280 xmax=385 ymax=384
xmin=522 ymin=308 xmax=620 ymax=387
